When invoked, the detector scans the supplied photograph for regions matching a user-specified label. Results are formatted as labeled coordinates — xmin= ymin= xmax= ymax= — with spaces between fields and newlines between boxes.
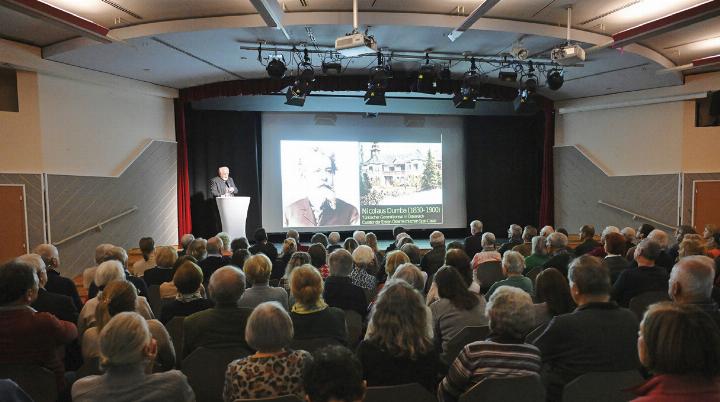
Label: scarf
xmin=291 ymin=300 xmax=328 ymax=314
xmin=176 ymin=290 xmax=204 ymax=303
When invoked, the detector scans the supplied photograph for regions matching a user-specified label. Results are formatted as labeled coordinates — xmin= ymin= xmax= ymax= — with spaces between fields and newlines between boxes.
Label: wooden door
xmin=0 ymin=185 xmax=27 ymax=263
xmin=693 ymin=181 xmax=720 ymax=233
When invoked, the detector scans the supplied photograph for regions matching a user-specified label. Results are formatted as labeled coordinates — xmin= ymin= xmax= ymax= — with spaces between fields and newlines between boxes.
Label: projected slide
xmin=281 ymin=140 xmax=443 ymax=227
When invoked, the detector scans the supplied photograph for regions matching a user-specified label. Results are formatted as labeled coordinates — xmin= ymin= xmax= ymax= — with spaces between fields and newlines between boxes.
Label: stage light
xmin=546 ymin=68 xmax=564 ymax=90
xmin=266 ymin=56 xmax=287 ymax=79
xmin=321 ymin=61 xmax=342 ymax=74
xmin=454 ymin=58 xmax=482 ymax=109
xmin=285 ymin=59 xmax=315 ymax=107
xmin=514 ymin=88 xmax=537 ymax=113
xmin=365 ymin=53 xmax=389 ymax=106
xmin=498 ymin=70 xmax=517 ymax=82
xmin=416 ymin=54 xmax=437 ymax=94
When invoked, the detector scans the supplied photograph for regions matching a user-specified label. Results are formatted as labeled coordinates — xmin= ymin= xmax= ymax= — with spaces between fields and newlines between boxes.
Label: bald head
xmin=207 ymin=236 xmax=223 ymax=254
xmin=670 ymin=256 xmax=715 ymax=304
xmin=209 ymin=266 xmax=246 ymax=306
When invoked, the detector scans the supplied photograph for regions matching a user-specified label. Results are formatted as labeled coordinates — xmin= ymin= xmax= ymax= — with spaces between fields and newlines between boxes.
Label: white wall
xmin=38 ymin=74 xmax=175 ymax=176
xmin=0 ymin=71 xmax=43 ymax=173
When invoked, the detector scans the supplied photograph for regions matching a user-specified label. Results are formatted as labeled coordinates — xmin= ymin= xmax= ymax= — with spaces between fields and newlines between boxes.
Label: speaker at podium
xmin=215 ymin=196 xmax=250 ymax=239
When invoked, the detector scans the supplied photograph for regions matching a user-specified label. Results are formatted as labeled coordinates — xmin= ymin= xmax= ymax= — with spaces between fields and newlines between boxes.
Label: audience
xmin=438 ymin=286 xmax=540 ymax=402
xmin=160 ymin=260 xmax=213 ymax=324
xmin=365 ymin=232 xmax=385 ymax=272
xmin=71 ymin=312 xmax=194 ymax=402
xmin=323 ymin=249 xmax=368 ymax=318
xmin=532 ymin=255 xmax=640 ymax=402
xmin=216 ymin=231 xmax=232 ymax=256
xmin=393 ymin=263 xmax=428 ymax=293
xmin=401 ymin=243 xmax=422 ymax=265
xmin=303 ymin=345 xmax=366 ymax=402
xmin=621 ymin=227 xmax=637 ymax=250
xmin=230 ymin=237 xmax=249 ymax=252
xmin=287 ymin=229 xmax=308 ymax=252
xmin=239 ymin=254 xmax=289 ymax=311
xmin=142 ymin=246 xmax=178 ymax=286
xmin=421 ymin=230 xmax=446 ymax=277
xmin=18 ymin=254 xmax=78 ymax=324
xmin=573 ymin=225 xmax=600 ymax=256
xmin=464 ymin=220 xmax=484 ymax=259
xmin=131 ymin=237 xmax=156 ymax=277
xmin=249 ymin=228 xmax=279 ymax=260
xmin=704 ymin=224 xmax=719 ymax=255
xmin=230 ymin=248 xmax=250 ymax=269
xmin=81 ymin=280 xmax=175 ymax=371
xmin=357 ymin=280 xmax=440 ymax=391
xmin=198 ymin=236 xmax=230 ymax=281
xmin=224 ymin=302 xmax=310 ymax=400
xmin=327 ymin=232 xmax=342 ymax=253
xmin=179 ymin=233 xmax=195 ymax=256
xmin=350 ymin=245 xmax=379 ymax=292
xmin=282 ymin=251 xmax=311 ymax=293
xmin=159 ymin=255 xmax=199 ymax=298
xmin=88 ymin=246 xmax=148 ymax=298
xmin=668 ymin=255 xmax=720 ymax=326
xmin=539 ymin=225 xmax=554 ymax=237
xmin=603 ymin=231 xmax=630 ymax=283
xmin=587 ymin=225 xmax=620 ymax=258
xmin=626 ymin=223 xmax=655 ymax=261
xmin=532 ymin=268 xmax=575 ymax=329
xmin=444 ymin=248 xmax=473 ymax=287
xmin=274 ymin=238 xmax=297 ymax=279
xmin=471 ymin=232 xmax=501 ymax=268
xmin=646 ymin=229 xmax=674 ymax=269
xmin=668 ymin=225 xmax=697 ymax=262
xmin=613 ymin=239 xmax=669 ymax=307
xmin=183 ymin=266 xmax=252 ymax=357
xmin=486 ymin=251 xmax=533 ymax=298
xmin=523 ymin=235 xmax=548 ymax=274
xmin=384 ymin=250 xmax=410 ymax=278
xmin=542 ymin=232 xmax=572 ymax=276
xmin=289 ymin=265 xmax=347 ymax=344
xmin=343 ymin=237 xmax=359 ymax=254
xmin=34 ymin=243 xmax=82 ymax=310
xmin=632 ymin=303 xmax=720 ymax=401
xmin=0 ymin=261 xmax=78 ymax=392
xmin=498 ymin=224 xmax=523 ymax=254
xmin=308 ymin=243 xmax=330 ymax=278
xmin=83 ymin=243 xmax=114 ymax=290
xmin=353 ymin=230 xmax=367 ymax=245
xmin=430 ymin=266 xmax=488 ymax=363
xmin=311 ymin=232 xmax=329 ymax=248
xmin=678 ymin=234 xmax=706 ymax=259
xmin=384 ymin=226 xmax=406 ymax=253
xmin=512 ymin=225 xmax=537 ymax=257
xmin=186 ymin=237 xmax=207 ymax=262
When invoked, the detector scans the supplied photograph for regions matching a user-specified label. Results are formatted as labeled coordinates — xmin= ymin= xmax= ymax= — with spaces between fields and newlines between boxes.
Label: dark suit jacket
xmin=209 ymin=176 xmax=239 ymax=198
xmin=612 ymin=265 xmax=669 ymax=307
xmin=143 ymin=266 xmax=176 ymax=287
xmin=573 ymin=239 xmax=601 ymax=256
xmin=284 ymin=197 xmax=359 ymax=227
xmin=603 ymin=255 xmax=630 ymax=283
xmin=498 ymin=238 xmax=522 ymax=255
xmin=45 ymin=269 xmax=82 ymax=311
xmin=198 ymin=256 xmax=231 ymax=284
xmin=323 ymin=276 xmax=368 ymax=318
xmin=290 ymin=307 xmax=347 ymax=345
xmin=532 ymin=302 xmax=640 ymax=402
xmin=183 ymin=306 xmax=253 ymax=358
xmin=543 ymin=249 xmax=573 ymax=277
xmin=32 ymin=288 xmax=79 ymax=324
xmin=464 ymin=234 xmax=483 ymax=260
xmin=420 ymin=246 xmax=446 ymax=277
xmin=249 ymin=242 xmax=278 ymax=261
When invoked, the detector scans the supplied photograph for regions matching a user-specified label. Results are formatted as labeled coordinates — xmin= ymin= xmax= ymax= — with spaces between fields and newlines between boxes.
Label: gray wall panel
xmin=48 ymin=141 xmax=178 ymax=278
xmin=0 ymin=173 xmax=44 ymax=251
xmin=554 ymin=146 xmax=678 ymax=233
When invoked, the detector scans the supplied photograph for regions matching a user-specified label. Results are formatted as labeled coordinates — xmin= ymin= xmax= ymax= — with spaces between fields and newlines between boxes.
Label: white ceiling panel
xmin=0 ymin=6 xmax=77 ymax=46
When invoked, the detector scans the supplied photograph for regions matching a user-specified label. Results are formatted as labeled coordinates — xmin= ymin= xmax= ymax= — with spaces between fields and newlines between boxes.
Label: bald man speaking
xmin=209 ymin=166 xmax=239 ymax=197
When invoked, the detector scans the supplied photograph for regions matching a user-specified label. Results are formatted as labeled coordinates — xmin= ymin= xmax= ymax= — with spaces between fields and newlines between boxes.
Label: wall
xmin=0 ymin=71 xmax=43 ymax=173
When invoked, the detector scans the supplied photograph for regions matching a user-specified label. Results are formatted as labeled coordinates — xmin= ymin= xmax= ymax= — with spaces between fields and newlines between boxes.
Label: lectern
xmin=216 ymin=196 xmax=250 ymax=239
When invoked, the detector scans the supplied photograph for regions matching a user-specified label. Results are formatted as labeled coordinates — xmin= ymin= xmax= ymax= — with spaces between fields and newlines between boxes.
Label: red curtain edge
xmin=175 ymin=98 xmax=192 ymax=241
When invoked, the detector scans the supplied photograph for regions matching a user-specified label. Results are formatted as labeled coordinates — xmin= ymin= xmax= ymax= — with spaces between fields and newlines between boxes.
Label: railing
xmin=53 ymin=206 xmax=138 ymax=246
xmin=597 ymin=200 xmax=676 ymax=230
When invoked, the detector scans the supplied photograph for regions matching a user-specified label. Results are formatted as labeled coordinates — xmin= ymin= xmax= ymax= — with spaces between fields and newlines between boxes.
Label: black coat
xmin=45 ymin=269 xmax=83 ymax=311
xmin=32 ymin=288 xmax=78 ymax=323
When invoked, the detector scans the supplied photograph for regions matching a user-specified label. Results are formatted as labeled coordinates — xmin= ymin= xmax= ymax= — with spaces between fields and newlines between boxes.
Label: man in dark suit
xmin=463 ymin=220 xmax=484 ymax=259
xmin=602 ymin=232 xmax=630 ymax=283
xmin=498 ymin=224 xmax=523 ymax=255
xmin=323 ymin=249 xmax=368 ymax=318
xmin=613 ymin=239 xmax=669 ymax=307
xmin=384 ymin=226 xmax=406 ymax=254
xmin=542 ymin=232 xmax=574 ymax=277
xmin=420 ymin=231 xmax=446 ymax=277
xmin=209 ymin=166 xmax=239 ymax=197
xmin=17 ymin=254 xmax=79 ymax=323
xmin=198 ymin=236 xmax=231 ymax=282
xmin=34 ymin=244 xmax=82 ymax=310
xmin=532 ymin=255 xmax=640 ymax=402
xmin=248 ymin=228 xmax=278 ymax=261
xmin=283 ymin=148 xmax=359 ymax=227
xmin=573 ymin=225 xmax=601 ymax=256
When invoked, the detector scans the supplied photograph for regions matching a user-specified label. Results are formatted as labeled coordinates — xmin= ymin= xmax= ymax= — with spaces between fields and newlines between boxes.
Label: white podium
xmin=216 ymin=196 xmax=250 ymax=239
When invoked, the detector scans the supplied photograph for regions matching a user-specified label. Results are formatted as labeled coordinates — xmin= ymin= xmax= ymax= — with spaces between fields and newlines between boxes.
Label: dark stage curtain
xmin=186 ymin=109 xmax=262 ymax=239
xmin=539 ymin=107 xmax=555 ymax=227
xmin=175 ymin=99 xmax=192 ymax=239
xmin=464 ymin=112 xmax=546 ymax=236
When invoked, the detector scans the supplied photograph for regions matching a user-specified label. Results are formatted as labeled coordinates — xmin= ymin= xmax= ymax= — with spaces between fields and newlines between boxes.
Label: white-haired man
xmin=17 ymin=254 xmax=78 ymax=324
xmin=542 ymin=232 xmax=572 ymax=277
xmin=178 ymin=233 xmax=195 ymax=256
xmin=669 ymin=255 xmax=720 ymax=326
xmin=327 ymin=232 xmax=342 ymax=253
xmin=485 ymin=251 xmax=533 ymax=299
xmin=464 ymin=220 xmax=484 ymax=260
xmin=34 ymin=243 xmax=82 ymax=310
xmin=421 ymin=230 xmax=446 ymax=277
xmin=82 ymin=243 xmax=114 ymax=290
xmin=353 ymin=230 xmax=367 ymax=245
xmin=587 ymin=226 xmax=620 ymax=258
xmin=209 ymin=166 xmax=238 ymax=198
xmin=498 ymin=224 xmax=523 ymax=255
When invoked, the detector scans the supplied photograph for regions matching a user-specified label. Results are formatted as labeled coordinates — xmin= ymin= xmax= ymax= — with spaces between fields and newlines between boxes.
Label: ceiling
xmin=1 ymin=0 xmax=719 ymax=100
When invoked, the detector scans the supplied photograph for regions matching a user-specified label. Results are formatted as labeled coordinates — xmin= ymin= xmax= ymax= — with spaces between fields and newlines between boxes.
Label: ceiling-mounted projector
xmin=551 ymin=44 xmax=586 ymax=65
xmin=335 ymin=33 xmax=378 ymax=57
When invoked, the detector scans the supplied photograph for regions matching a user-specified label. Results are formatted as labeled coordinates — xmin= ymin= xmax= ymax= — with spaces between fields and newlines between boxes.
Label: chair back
xmin=146 ymin=285 xmax=163 ymax=317
xmin=525 ymin=267 xmax=542 ymax=285
xmin=76 ymin=356 xmax=102 ymax=379
xmin=628 ymin=291 xmax=671 ymax=320
xmin=443 ymin=325 xmax=490 ymax=365
xmin=364 ymin=383 xmax=436 ymax=402
xmin=562 ymin=370 xmax=645 ymax=402
xmin=0 ymin=364 xmax=58 ymax=402
xmin=344 ymin=309 xmax=364 ymax=347
xmin=458 ymin=375 xmax=545 ymax=402
xmin=181 ymin=346 xmax=253 ymax=402
xmin=290 ymin=337 xmax=344 ymax=353
xmin=476 ymin=261 xmax=504 ymax=293
xmin=166 ymin=316 xmax=186 ymax=367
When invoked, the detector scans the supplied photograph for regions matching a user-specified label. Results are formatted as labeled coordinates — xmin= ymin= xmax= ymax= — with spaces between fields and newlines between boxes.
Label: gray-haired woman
xmin=224 ymin=302 xmax=310 ymax=400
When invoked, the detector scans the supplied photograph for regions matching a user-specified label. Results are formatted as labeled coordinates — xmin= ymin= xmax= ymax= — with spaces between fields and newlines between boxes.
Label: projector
xmin=551 ymin=44 xmax=586 ymax=65
xmin=335 ymin=33 xmax=378 ymax=57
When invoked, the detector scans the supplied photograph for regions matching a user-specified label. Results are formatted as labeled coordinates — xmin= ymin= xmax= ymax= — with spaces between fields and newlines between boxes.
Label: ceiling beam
xmin=447 ymin=0 xmax=502 ymax=42
xmin=0 ymin=0 xmax=112 ymax=43
xmin=612 ymin=0 xmax=720 ymax=48
xmin=249 ymin=0 xmax=290 ymax=39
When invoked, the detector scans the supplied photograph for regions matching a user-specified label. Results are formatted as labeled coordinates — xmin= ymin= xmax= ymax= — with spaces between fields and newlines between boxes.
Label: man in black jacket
xmin=420 ymin=231 xmax=446 ymax=277
xmin=463 ymin=220 xmax=484 ymax=259
xmin=612 ymin=239 xmax=669 ymax=307
xmin=16 ymin=254 xmax=78 ymax=323
xmin=542 ymin=232 xmax=574 ymax=277
xmin=532 ymin=255 xmax=640 ymax=402
xmin=34 ymin=244 xmax=82 ymax=310
xmin=323 ymin=249 xmax=368 ymax=318
xmin=249 ymin=228 xmax=278 ymax=261
xmin=573 ymin=225 xmax=601 ymax=256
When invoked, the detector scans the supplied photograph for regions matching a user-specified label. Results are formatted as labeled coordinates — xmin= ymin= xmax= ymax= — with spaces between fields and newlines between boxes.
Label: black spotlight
xmin=321 ymin=61 xmax=342 ymax=74
xmin=498 ymin=70 xmax=518 ymax=82
xmin=266 ymin=56 xmax=287 ymax=79
xmin=416 ymin=54 xmax=436 ymax=94
xmin=454 ymin=59 xmax=482 ymax=109
xmin=546 ymin=68 xmax=564 ymax=90
xmin=365 ymin=53 xmax=389 ymax=106
xmin=514 ymin=88 xmax=537 ymax=113
xmin=286 ymin=62 xmax=315 ymax=107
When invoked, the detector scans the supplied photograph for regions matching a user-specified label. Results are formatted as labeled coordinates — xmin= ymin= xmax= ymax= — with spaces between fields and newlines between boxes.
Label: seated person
xmin=632 ymin=303 xmax=720 ymax=401
xmin=34 ymin=243 xmax=83 ymax=310
xmin=160 ymin=260 xmax=213 ymax=324
xmin=485 ymin=251 xmax=534 ymax=299
xmin=532 ymin=268 xmax=575 ymax=331
xmin=612 ymin=239 xmax=669 ymax=307
xmin=131 ymin=237 xmax=156 ymax=277
xmin=349 ymin=246 xmax=379 ymax=291
xmin=81 ymin=280 xmax=175 ymax=371
xmin=17 ymin=254 xmax=78 ymax=324
xmin=183 ymin=266 xmax=253 ymax=357
xmin=88 ymin=246 xmax=148 ymax=299
xmin=523 ymin=235 xmax=549 ymax=274
xmin=356 ymin=280 xmax=441 ymax=392
xmin=668 ymin=255 xmax=720 ymax=327
xmin=72 ymin=312 xmax=194 ymax=402
xmin=471 ymin=232 xmax=501 ymax=269
xmin=289 ymin=265 xmax=347 ymax=345
xmin=602 ymin=232 xmax=630 ymax=283
xmin=142 ymin=246 xmax=178 ymax=287
xmin=0 ymin=261 xmax=78 ymax=392
xmin=303 ymin=345 xmax=366 ymax=402
xmin=224 ymin=302 xmax=311 ymax=400
xmin=532 ymin=255 xmax=640 ymax=402
xmin=438 ymin=286 xmax=540 ymax=402
xmin=238 ymin=254 xmax=289 ymax=311
xmin=249 ymin=228 xmax=278 ymax=261
xmin=323 ymin=249 xmax=368 ymax=318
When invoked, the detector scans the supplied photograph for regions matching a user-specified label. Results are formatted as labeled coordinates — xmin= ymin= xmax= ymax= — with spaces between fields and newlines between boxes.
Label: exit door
xmin=0 ymin=185 xmax=28 ymax=263
xmin=693 ymin=181 xmax=720 ymax=233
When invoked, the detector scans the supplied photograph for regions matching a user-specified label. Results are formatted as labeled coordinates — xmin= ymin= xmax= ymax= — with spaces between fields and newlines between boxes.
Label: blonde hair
xmin=679 ymin=235 xmax=706 ymax=258
xmin=290 ymin=264 xmax=323 ymax=306
xmin=95 ymin=280 xmax=138 ymax=332
xmin=155 ymin=246 xmax=178 ymax=268
xmin=99 ymin=312 xmax=150 ymax=367
xmin=244 ymin=253 xmax=273 ymax=285
xmin=385 ymin=250 xmax=410 ymax=277
xmin=281 ymin=238 xmax=297 ymax=257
